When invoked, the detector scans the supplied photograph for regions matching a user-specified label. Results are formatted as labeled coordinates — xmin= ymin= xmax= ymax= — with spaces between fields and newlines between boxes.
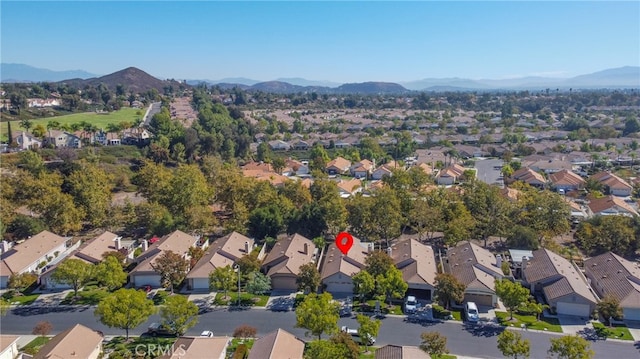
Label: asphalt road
xmin=475 ymin=158 xmax=504 ymax=187
xmin=2 ymin=306 xmax=639 ymax=358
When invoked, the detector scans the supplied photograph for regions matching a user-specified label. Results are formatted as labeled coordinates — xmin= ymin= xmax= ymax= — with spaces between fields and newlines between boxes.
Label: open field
xmin=0 ymin=108 xmax=144 ymax=141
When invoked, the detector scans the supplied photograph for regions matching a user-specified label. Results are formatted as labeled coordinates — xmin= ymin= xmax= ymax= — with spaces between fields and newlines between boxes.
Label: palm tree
xmin=46 ymin=120 xmax=60 ymax=141
xmin=19 ymin=119 xmax=33 ymax=133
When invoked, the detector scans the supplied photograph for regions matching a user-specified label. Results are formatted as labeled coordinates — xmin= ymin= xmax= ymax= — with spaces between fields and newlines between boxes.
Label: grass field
xmin=592 ymin=322 xmax=633 ymax=341
xmin=495 ymin=311 xmax=563 ymax=333
xmin=0 ymin=108 xmax=145 ymax=141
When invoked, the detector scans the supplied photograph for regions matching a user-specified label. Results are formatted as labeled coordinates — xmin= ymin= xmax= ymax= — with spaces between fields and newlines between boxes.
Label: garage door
xmin=271 ymin=276 xmax=297 ymax=291
xmin=557 ymin=302 xmax=591 ymax=317
xmin=623 ymin=308 xmax=640 ymax=321
xmin=191 ymin=278 xmax=210 ymax=291
xmin=465 ymin=293 xmax=493 ymax=306
xmin=133 ymin=275 xmax=161 ymax=287
xmin=324 ymin=280 xmax=354 ymax=294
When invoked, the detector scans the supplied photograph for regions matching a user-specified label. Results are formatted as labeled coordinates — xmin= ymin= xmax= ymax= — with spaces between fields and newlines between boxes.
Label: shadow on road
xmin=578 ymin=327 xmax=607 ymax=342
xmin=11 ymin=305 xmax=91 ymax=316
xmin=462 ymin=322 xmax=503 ymax=337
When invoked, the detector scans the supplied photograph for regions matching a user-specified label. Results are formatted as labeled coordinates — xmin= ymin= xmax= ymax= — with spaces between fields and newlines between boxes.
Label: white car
xmin=404 ymin=295 xmax=418 ymax=314
xmin=200 ymin=330 xmax=214 ymax=337
xmin=341 ymin=326 xmax=375 ymax=345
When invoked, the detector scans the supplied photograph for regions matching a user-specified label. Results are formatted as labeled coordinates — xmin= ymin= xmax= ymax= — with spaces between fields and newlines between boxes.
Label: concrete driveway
xmin=557 ymin=315 xmax=592 ymax=334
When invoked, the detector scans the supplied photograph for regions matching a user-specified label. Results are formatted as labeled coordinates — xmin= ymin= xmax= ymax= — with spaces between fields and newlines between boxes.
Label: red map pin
xmin=335 ymin=232 xmax=354 ymax=255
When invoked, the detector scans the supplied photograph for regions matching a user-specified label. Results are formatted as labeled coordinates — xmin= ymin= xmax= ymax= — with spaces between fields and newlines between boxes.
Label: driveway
xmin=266 ymin=291 xmax=299 ymax=312
xmin=557 ymin=315 xmax=592 ymax=334
xmin=29 ymin=289 xmax=73 ymax=306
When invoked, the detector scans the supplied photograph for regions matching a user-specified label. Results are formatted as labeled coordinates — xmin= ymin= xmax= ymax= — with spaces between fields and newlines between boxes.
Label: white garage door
xmin=324 ymin=281 xmax=354 ymax=294
xmin=133 ymin=275 xmax=161 ymax=287
xmin=557 ymin=302 xmax=591 ymax=317
xmin=623 ymin=307 xmax=640 ymax=321
xmin=191 ymin=278 xmax=210 ymax=291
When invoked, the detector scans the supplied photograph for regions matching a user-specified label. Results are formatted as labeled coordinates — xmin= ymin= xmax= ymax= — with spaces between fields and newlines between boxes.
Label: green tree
xmin=463 ymin=180 xmax=512 ymax=247
xmin=369 ymin=188 xmax=403 ymax=247
xmin=256 ymin=142 xmax=272 ymax=162
xmin=547 ymin=335 xmax=594 ymax=359
xmin=7 ymin=273 xmax=38 ymax=294
xmin=95 ymin=288 xmax=155 ymax=339
xmin=408 ymin=198 xmax=443 ymax=241
xmin=597 ymin=295 xmax=623 ymax=326
xmin=19 ymin=119 xmax=33 ymax=133
xmin=51 ymin=259 xmax=93 ymax=299
xmin=296 ymin=262 xmax=321 ymax=294
xmin=356 ymin=314 xmax=381 ymax=351
xmin=236 ymin=253 xmax=262 ymax=279
xmin=160 ymin=294 xmax=199 ymax=336
xmin=364 ymin=250 xmax=394 ymax=278
xmin=434 ymin=273 xmax=465 ymax=309
xmin=246 ymin=272 xmax=271 ymax=295
xmin=94 ymin=255 xmax=127 ymax=290
xmin=305 ymin=334 xmax=359 ymax=359
xmin=576 ymin=216 xmax=637 ymax=256
xmin=151 ymin=250 xmax=189 ymax=294
xmin=295 ymin=292 xmax=340 ymax=339
xmin=352 ymin=270 xmax=375 ymax=301
xmin=506 ymin=225 xmax=540 ymax=250
xmin=377 ymin=266 xmax=408 ymax=305
xmin=419 ymin=331 xmax=449 ymax=358
xmin=209 ymin=265 xmax=237 ymax=298
xmin=248 ymin=204 xmax=285 ymax=240
xmin=6 ymin=215 xmax=47 ymax=240
xmin=495 ymin=278 xmax=530 ymax=320
xmin=497 ymin=330 xmax=531 ymax=359
xmin=18 ymin=150 xmax=45 ymax=176
xmin=0 ymin=298 xmax=9 ymax=316
xmin=66 ymin=161 xmax=114 ymax=227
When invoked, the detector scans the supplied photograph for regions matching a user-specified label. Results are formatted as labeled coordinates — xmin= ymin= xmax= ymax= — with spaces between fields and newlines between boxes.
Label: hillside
xmin=57 ymin=67 xmax=187 ymax=94
xmin=0 ymin=63 xmax=97 ymax=82
xmin=337 ymin=82 xmax=408 ymax=94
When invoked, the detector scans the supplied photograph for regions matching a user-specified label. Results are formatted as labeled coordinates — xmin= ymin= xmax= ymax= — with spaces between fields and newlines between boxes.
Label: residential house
xmin=436 ymin=164 xmax=466 ymax=185
xmin=43 ymin=130 xmax=82 ymax=148
xmin=28 ymin=98 xmax=61 ymax=108
xmin=587 ymin=195 xmax=639 ymax=217
xmin=158 ymin=336 xmax=230 ymax=359
xmin=326 ymin=157 xmax=352 ymax=175
xmin=522 ymin=249 xmax=597 ymax=317
xmin=416 ymin=163 xmax=433 ymax=176
xmin=269 ymin=140 xmax=291 ymax=151
xmin=371 ymin=165 xmax=393 ymax=181
xmin=13 ymin=131 xmax=42 ymax=150
xmin=187 ymin=232 xmax=254 ymax=291
xmin=511 ymin=168 xmax=546 ymax=188
xmin=243 ymin=170 xmax=289 ymax=187
xmin=454 ymin=144 xmax=487 ymax=158
xmin=33 ymin=324 xmax=103 ymax=359
xmin=375 ymin=345 xmax=431 ymax=359
xmin=291 ymin=140 xmax=310 ymax=151
xmin=415 ymin=148 xmax=447 ymax=167
xmin=247 ymin=329 xmax=305 ymax=359
xmin=565 ymin=198 xmax=591 ymax=220
xmin=336 ymin=178 xmax=362 ymax=198
xmin=129 ymin=230 xmax=200 ymax=288
xmin=590 ymin=172 xmax=633 ymax=197
xmin=350 ymin=160 xmax=374 ymax=179
xmin=283 ymin=159 xmax=309 ymax=176
xmin=0 ymin=230 xmax=71 ymax=289
xmin=95 ymin=130 xmax=121 ymax=146
xmin=584 ymin=252 xmax=640 ymax=320
xmin=321 ymin=236 xmax=370 ymax=294
xmin=262 ymin=234 xmax=316 ymax=291
xmin=549 ymin=169 xmax=585 ymax=192
xmin=242 ymin=161 xmax=273 ymax=173
xmin=499 ymin=187 xmax=522 ymax=202
xmin=390 ymin=239 xmax=437 ymax=301
xmin=445 ymin=241 xmax=504 ymax=307
xmin=0 ymin=335 xmax=19 ymax=359
xmin=122 ymin=127 xmax=152 ymax=145
xmin=527 ymin=159 xmax=574 ymax=174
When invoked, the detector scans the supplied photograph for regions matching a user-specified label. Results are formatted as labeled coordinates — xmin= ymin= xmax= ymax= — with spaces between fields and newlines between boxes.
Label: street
xmin=2 ymin=306 xmax=638 ymax=359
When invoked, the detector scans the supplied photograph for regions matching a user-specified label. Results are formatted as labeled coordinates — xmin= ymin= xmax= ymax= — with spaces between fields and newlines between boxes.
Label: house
xmin=416 ymin=163 xmax=433 ymax=176
xmin=390 ymin=239 xmax=437 ymax=301
xmin=72 ymin=231 xmax=126 ymax=265
xmin=321 ymin=236 xmax=370 ymax=294
xmin=499 ymin=187 xmax=522 ymax=202
xmin=187 ymin=232 xmax=254 ymax=291
xmin=95 ymin=130 xmax=121 ymax=146
xmin=350 ymin=160 xmax=374 ymax=179
xmin=291 ymin=140 xmax=310 ymax=151
xmin=584 ymin=252 xmax=640 ymax=320
xmin=283 ymin=159 xmax=309 ymax=176
xmin=371 ymin=165 xmax=394 ymax=180
xmin=587 ymin=195 xmax=639 ymax=217
xmin=336 ymin=178 xmax=362 ymax=198
xmin=13 ymin=131 xmax=42 ymax=150
xmin=158 ymin=336 xmax=230 ymax=359
xmin=269 ymin=140 xmax=291 ymax=151
xmin=375 ymin=345 xmax=431 ymax=359
xmin=326 ymin=157 xmax=352 ymax=175
xmin=243 ymin=170 xmax=289 ymax=187
xmin=33 ymin=324 xmax=103 ymax=359
xmin=43 ymin=130 xmax=82 ymax=148
xmin=129 ymin=230 xmax=200 ymax=288
xmin=435 ymin=164 xmax=466 ymax=185
xmin=446 ymin=241 xmax=504 ymax=307
xmin=247 ymin=328 xmax=305 ymax=359
xmin=549 ymin=169 xmax=585 ymax=192
xmin=262 ymin=234 xmax=316 ymax=291
xmin=122 ymin=127 xmax=152 ymax=145
xmin=590 ymin=172 xmax=633 ymax=197
xmin=0 ymin=230 xmax=71 ymax=288
xmin=522 ymin=249 xmax=597 ymax=317
xmin=511 ymin=168 xmax=546 ymax=188
xmin=0 ymin=335 xmax=20 ymax=359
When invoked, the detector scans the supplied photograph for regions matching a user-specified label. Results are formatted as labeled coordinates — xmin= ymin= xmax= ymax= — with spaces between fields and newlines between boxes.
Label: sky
xmin=1 ymin=1 xmax=639 ymax=83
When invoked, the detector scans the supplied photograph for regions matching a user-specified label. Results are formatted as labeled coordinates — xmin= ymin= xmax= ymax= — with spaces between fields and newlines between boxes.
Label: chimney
xmin=303 ymin=243 xmax=308 ymax=255
xmin=495 ymin=254 xmax=503 ymax=268
xmin=386 ymin=247 xmax=392 ymax=257
xmin=0 ymin=240 xmax=10 ymax=254
xmin=368 ymin=243 xmax=374 ymax=254
xmin=245 ymin=241 xmax=250 ymax=254
xmin=521 ymin=256 xmax=528 ymax=268
xmin=115 ymin=236 xmax=122 ymax=250
xmin=142 ymin=239 xmax=148 ymax=252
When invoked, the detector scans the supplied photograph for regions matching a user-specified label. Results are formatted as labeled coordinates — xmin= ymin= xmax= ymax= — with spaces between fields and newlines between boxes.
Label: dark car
xmin=147 ymin=322 xmax=177 ymax=337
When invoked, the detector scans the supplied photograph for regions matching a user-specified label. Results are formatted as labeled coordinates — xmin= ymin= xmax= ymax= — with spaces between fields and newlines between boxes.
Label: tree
xmin=233 ymin=324 xmax=257 ymax=339
xmin=597 ymin=295 xmax=623 ymax=326
xmin=356 ymin=314 xmax=381 ymax=351
xmin=364 ymin=250 xmax=394 ymax=278
xmin=352 ymin=270 xmax=375 ymax=301
xmin=463 ymin=180 xmax=512 ymax=247
xmin=0 ymin=298 xmax=9 ymax=316
xmin=236 ymin=253 xmax=262 ymax=279
xmin=19 ymin=119 xmax=33 ymax=133
xmin=305 ymin=335 xmax=359 ymax=359
xmin=497 ymin=330 xmax=530 ymax=358
xmin=95 ymin=288 xmax=155 ymax=339
xmin=295 ymin=292 xmax=340 ymax=339
xmin=296 ymin=262 xmax=321 ymax=294
xmin=7 ymin=273 xmax=38 ymax=294
xmin=377 ymin=266 xmax=408 ymax=305
xmin=434 ymin=273 xmax=465 ymax=309
xmin=248 ymin=204 xmax=285 ymax=240
xmin=66 ymin=161 xmax=114 ymax=227
xmin=32 ymin=321 xmax=53 ymax=339
xmin=506 ymin=225 xmax=540 ymax=250
xmin=495 ymin=279 xmax=530 ymax=320
xmin=209 ymin=265 xmax=236 ymax=298
xmin=94 ymin=255 xmax=127 ymax=290
xmin=151 ymin=250 xmax=189 ymax=293
xmin=419 ymin=331 xmax=449 ymax=357
xmin=548 ymin=335 xmax=594 ymax=359
xmin=51 ymin=259 xmax=93 ymax=299
xmin=246 ymin=271 xmax=271 ymax=295
xmin=160 ymin=294 xmax=199 ymax=336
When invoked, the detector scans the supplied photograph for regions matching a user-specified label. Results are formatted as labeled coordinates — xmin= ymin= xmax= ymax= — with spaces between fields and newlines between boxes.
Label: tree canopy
xmin=95 ymin=288 xmax=155 ymax=339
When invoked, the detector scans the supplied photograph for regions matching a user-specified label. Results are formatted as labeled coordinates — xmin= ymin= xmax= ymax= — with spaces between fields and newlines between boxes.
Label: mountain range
xmin=2 ymin=63 xmax=639 ymax=93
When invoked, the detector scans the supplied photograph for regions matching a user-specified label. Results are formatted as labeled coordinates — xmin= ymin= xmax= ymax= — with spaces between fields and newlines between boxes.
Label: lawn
xmin=20 ymin=336 xmax=50 ymax=355
xmin=214 ymin=292 xmax=270 ymax=307
xmin=60 ymin=287 xmax=110 ymax=305
xmin=1 ymin=107 xmax=144 ymax=141
xmin=354 ymin=299 xmax=403 ymax=315
xmin=592 ymin=322 xmax=633 ymax=341
xmin=104 ymin=336 xmax=177 ymax=358
xmin=2 ymin=292 xmax=40 ymax=305
xmin=495 ymin=311 xmax=562 ymax=333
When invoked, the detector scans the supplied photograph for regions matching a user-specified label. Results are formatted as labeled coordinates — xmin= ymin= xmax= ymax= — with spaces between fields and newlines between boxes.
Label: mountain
xmin=186 ymin=77 xmax=261 ymax=86
xmin=1 ymin=63 xmax=98 ymax=82
xmin=564 ymin=66 xmax=640 ymax=88
xmin=337 ymin=82 xmax=408 ymax=94
xmin=250 ymin=81 xmax=305 ymax=93
xmin=58 ymin=67 xmax=185 ymax=93
xmin=275 ymin=77 xmax=340 ymax=87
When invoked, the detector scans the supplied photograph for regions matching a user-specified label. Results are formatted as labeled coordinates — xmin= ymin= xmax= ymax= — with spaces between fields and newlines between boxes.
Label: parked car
xmin=464 ymin=302 xmax=479 ymax=323
xmin=404 ymin=295 xmax=418 ymax=314
xmin=200 ymin=330 xmax=214 ymax=337
xmin=147 ymin=322 xmax=177 ymax=337
xmin=341 ymin=326 xmax=376 ymax=345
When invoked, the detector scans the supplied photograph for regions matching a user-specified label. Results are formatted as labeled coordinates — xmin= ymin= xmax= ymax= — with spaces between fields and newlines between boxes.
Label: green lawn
xmin=495 ymin=311 xmax=562 ymax=333
xmin=3 ymin=293 xmax=40 ymax=305
xmin=354 ymin=299 xmax=403 ymax=315
xmin=105 ymin=336 xmax=177 ymax=358
xmin=1 ymin=108 xmax=144 ymax=141
xmin=20 ymin=336 xmax=50 ymax=355
xmin=60 ymin=288 xmax=110 ymax=305
xmin=592 ymin=322 xmax=633 ymax=341
xmin=214 ymin=292 xmax=270 ymax=307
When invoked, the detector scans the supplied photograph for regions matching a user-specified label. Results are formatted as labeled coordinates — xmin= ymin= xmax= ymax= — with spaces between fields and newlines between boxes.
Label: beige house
xmin=34 ymin=324 xmax=103 ymax=359
xmin=390 ymin=239 xmax=437 ymax=301
xmin=187 ymin=232 xmax=254 ymax=291
xmin=326 ymin=156 xmax=352 ymax=175
xmin=129 ymin=230 xmax=200 ymax=288
xmin=262 ymin=234 xmax=316 ymax=291
xmin=446 ymin=241 xmax=504 ymax=307
xmin=158 ymin=336 xmax=230 ymax=359
xmin=375 ymin=345 xmax=431 ymax=359
xmin=511 ymin=168 xmax=546 ymax=188
xmin=321 ymin=236 xmax=370 ymax=294
xmin=0 ymin=335 xmax=20 ymax=359
xmin=73 ymin=231 xmax=125 ymax=264
xmin=13 ymin=131 xmax=42 ymax=150
xmin=590 ymin=172 xmax=633 ymax=197
xmin=436 ymin=164 xmax=466 ymax=185
xmin=587 ymin=195 xmax=639 ymax=217
xmin=43 ymin=130 xmax=82 ymax=148
xmin=522 ymin=249 xmax=597 ymax=317
xmin=584 ymin=252 xmax=640 ymax=321
xmin=336 ymin=178 xmax=362 ymax=198
xmin=549 ymin=169 xmax=585 ymax=192
xmin=247 ymin=329 xmax=305 ymax=359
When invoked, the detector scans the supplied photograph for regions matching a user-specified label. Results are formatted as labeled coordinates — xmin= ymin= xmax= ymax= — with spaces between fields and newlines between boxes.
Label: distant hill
xmin=186 ymin=77 xmax=261 ymax=86
xmin=337 ymin=82 xmax=408 ymax=94
xmin=275 ymin=77 xmax=340 ymax=87
xmin=250 ymin=81 xmax=305 ymax=93
xmin=57 ymin=67 xmax=186 ymax=93
xmin=1 ymin=63 xmax=98 ymax=82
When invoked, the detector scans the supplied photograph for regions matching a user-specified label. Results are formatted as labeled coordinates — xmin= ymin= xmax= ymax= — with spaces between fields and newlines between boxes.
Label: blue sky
xmin=2 ymin=1 xmax=639 ymax=83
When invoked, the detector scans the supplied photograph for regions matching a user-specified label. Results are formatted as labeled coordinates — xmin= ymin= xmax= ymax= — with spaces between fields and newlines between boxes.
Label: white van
xmin=465 ymin=302 xmax=479 ymax=323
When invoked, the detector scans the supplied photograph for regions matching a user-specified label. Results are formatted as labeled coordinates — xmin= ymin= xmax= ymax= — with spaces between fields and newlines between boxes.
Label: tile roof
xmin=336 ymin=178 xmax=362 ymax=194
xmin=247 ymin=328 xmax=305 ymax=359
xmin=375 ymin=345 xmax=431 ymax=359
xmin=591 ymin=172 xmax=632 ymax=190
xmin=262 ymin=234 xmax=315 ymax=277
xmin=549 ymin=169 xmax=585 ymax=187
xmin=326 ymin=157 xmax=351 ymax=171
xmin=187 ymin=232 xmax=253 ymax=279
xmin=33 ymin=324 xmax=103 ymax=359
xmin=585 ymin=252 xmax=640 ymax=309
xmin=390 ymin=239 xmax=437 ymax=286
xmin=511 ymin=168 xmax=546 ymax=185
xmin=437 ymin=164 xmax=466 ymax=179
xmin=499 ymin=187 xmax=522 ymax=202
xmin=74 ymin=231 xmax=120 ymax=264
xmin=320 ymin=236 xmax=369 ymax=280
xmin=158 ymin=336 xmax=230 ymax=359
xmin=1 ymin=230 xmax=67 ymax=275
xmin=587 ymin=195 xmax=638 ymax=216
xmin=447 ymin=241 xmax=503 ymax=291
xmin=130 ymin=230 xmax=198 ymax=275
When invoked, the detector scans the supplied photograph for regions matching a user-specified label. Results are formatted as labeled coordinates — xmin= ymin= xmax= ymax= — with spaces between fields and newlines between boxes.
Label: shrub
xmin=233 ymin=325 xmax=257 ymax=339
xmin=233 ymin=344 xmax=248 ymax=359
xmin=152 ymin=291 xmax=169 ymax=305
